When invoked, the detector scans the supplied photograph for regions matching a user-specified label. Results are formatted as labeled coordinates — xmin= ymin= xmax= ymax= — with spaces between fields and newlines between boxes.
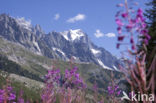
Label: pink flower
xmin=130 ymin=36 xmax=134 ymax=44
xmin=140 ymin=29 xmax=148 ymax=34
xmin=137 ymin=8 xmax=143 ymax=15
xmin=145 ymin=33 xmax=151 ymax=40
xmin=117 ymin=90 xmax=121 ymax=96
xmin=118 ymin=36 xmax=125 ymax=41
xmin=131 ymin=45 xmax=135 ymax=50
xmin=126 ymin=24 xmax=133 ymax=31
xmin=121 ymin=12 xmax=128 ymax=18
xmin=144 ymin=39 xmax=149 ymax=45
xmin=115 ymin=18 xmax=124 ymax=26
xmin=117 ymin=27 xmax=122 ymax=34
xmin=130 ymin=19 xmax=136 ymax=24
xmin=0 ymin=86 xmax=16 ymax=102
xmin=142 ymin=23 xmax=147 ymax=28
xmin=8 ymin=93 xmax=16 ymax=101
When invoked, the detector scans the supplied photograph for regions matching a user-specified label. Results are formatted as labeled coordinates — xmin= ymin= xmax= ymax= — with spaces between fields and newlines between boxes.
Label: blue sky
xmin=0 ymin=0 xmax=148 ymax=57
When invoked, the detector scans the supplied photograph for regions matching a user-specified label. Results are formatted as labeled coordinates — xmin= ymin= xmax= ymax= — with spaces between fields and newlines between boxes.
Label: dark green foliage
xmin=144 ymin=0 xmax=156 ymax=95
xmin=144 ymin=0 xmax=156 ymax=68
xmin=0 ymin=54 xmax=43 ymax=82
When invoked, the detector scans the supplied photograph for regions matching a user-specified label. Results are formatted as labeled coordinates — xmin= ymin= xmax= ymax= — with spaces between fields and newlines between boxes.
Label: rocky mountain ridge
xmin=0 ymin=14 xmax=120 ymax=70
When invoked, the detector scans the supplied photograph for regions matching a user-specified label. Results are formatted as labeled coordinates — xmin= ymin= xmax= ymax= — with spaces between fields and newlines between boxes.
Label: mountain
xmin=0 ymin=13 xmax=120 ymax=70
xmin=0 ymin=13 xmax=127 ymax=95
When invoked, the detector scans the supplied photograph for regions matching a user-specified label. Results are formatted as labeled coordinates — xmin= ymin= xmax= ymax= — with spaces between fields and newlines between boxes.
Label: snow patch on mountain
xmin=97 ymin=59 xmax=113 ymax=70
xmin=33 ymin=40 xmax=41 ymax=55
xmin=91 ymin=48 xmax=101 ymax=55
xmin=16 ymin=17 xmax=32 ymax=31
xmin=60 ymin=31 xmax=69 ymax=40
xmin=72 ymin=56 xmax=77 ymax=60
xmin=52 ymin=47 xmax=66 ymax=56
xmin=113 ymin=65 xmax=119 ymax=71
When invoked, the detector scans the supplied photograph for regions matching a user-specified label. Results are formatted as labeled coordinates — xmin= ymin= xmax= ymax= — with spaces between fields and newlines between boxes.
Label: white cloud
xmin=94 ymin=29 xmax=116 ymax=38
xmin=67 ymin=14 xmax=86 ymax=23
xmin=94 ymin=29 xmax=104 ymax=38
xmin=105 ymin=33 xmax=116 ymax=37
xmin=54 ymin=13 xmax=60 ymax=20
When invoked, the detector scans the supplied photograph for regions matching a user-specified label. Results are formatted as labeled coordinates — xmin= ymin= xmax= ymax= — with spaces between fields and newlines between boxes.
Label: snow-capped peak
xmin=15 ymin=17 xmax=32 ymax=31
xmin=60 ymin=29 xmax=85 ymax=41
xmin=69 ymin=29 xmax=85 ymax=41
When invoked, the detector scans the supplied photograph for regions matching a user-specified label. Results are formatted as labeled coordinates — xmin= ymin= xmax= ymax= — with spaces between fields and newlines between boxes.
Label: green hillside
xmin=0 ymin=37 xmax=124 ymax=92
